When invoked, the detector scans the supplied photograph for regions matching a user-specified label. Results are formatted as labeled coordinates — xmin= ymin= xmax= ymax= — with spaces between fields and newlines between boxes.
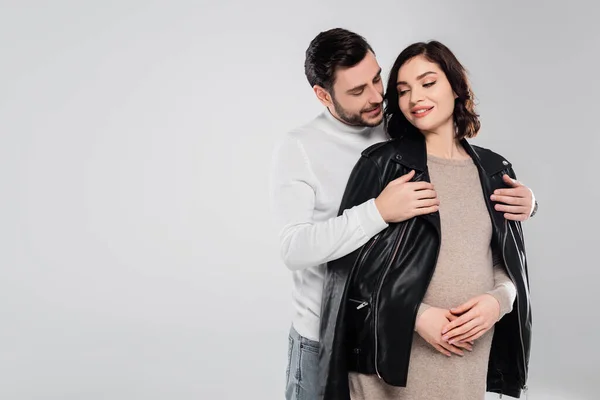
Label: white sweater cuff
xmin=356 ymin=198 xmax=389 ymax=238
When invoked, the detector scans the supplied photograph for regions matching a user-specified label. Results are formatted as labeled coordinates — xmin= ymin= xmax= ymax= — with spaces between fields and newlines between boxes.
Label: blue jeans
xmin=286 ymin=325 xmax=320 ymax=400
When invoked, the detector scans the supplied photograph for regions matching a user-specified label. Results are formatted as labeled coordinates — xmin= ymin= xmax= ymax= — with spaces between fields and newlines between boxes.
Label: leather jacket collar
xmin=388 ymin=133 xmax=512 ymax=177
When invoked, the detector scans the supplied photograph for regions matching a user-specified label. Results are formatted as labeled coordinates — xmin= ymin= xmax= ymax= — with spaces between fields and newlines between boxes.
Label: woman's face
xmin=396 ymin=55 xmax=456 ymax=135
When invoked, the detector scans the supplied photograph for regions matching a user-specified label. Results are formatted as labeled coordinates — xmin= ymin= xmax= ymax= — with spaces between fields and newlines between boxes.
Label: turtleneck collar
xmin=320 ymin=108 xmax=383 ymax=140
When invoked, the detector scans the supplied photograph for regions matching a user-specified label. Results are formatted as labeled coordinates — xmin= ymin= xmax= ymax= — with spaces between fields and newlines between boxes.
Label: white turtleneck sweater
xmin=269 ymin=110 xmax=389 ymax=341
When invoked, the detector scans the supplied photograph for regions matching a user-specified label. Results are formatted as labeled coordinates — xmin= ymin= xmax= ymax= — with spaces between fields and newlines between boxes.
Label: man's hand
xmin=375 ymin=170 xmax=439 ymax=223
xmin=441 ymin=294 xmax=500 ymax=344
xmin=415 ymin=307 xmax=473 ymax=357
xmin=490 ymin=175 xmax=534 ymax=221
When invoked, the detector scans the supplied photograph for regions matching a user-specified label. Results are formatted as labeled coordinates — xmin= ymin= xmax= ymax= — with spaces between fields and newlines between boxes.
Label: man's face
xmin=328 ymin=51 xmax=384 ymax=127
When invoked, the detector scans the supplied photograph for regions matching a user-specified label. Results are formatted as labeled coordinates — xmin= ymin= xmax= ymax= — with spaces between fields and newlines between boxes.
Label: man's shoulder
xmin=279 ymin=113 xmax=326 ymax=144
xmin=271 ymin=116 xmax=327 ymax=166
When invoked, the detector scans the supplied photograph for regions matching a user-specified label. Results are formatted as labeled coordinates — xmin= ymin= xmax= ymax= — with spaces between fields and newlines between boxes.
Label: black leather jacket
xmin=318 ymin=133 xmax=532 ymax=399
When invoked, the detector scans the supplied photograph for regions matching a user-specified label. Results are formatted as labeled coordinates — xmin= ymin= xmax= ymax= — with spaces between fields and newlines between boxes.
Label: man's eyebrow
xmin=347 ymin=68 xmax=383 ymax=93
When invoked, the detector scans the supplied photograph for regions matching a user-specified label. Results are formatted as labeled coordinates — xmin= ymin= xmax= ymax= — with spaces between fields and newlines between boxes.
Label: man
xmin=269 ymin=28 xmax=537 ymax=400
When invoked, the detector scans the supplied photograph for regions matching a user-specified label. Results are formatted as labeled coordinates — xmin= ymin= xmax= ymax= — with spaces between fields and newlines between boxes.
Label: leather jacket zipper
xmin=374 ymin=222 xmax=408 ymax=379
xmin=478 ymin=168 xmax=528 ymax=392
xmin=352 ymin=233 xmax=380 ymax=284
xmin=501 ymin=218 xmax=529 ymax=390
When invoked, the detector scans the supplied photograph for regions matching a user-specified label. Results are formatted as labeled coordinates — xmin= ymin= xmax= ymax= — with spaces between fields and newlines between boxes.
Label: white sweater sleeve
xmin=269 ymin=136 xmax=388 ymax=271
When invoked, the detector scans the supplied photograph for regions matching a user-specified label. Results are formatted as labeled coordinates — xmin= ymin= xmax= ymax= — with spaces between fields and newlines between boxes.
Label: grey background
xmin=0 ymin=1 xmax=597 ymax=399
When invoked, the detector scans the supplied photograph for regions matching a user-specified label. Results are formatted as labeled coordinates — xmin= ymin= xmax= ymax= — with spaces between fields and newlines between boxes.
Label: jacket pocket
xmin=349 ymin=233 xmax=381 ymax=291
xmin=346 ymin=298 xmax=373 ymax=356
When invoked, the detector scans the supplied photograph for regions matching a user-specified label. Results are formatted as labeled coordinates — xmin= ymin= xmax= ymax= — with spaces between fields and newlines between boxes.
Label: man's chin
xmin=338 ymin=111 xmax=383 ymax=128
xmin=362 ymin=114 xmax=384 ymax=127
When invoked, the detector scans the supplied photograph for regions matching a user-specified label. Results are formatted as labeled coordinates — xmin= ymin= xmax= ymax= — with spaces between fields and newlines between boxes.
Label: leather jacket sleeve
xmin=318 ymin=153 xmax=385 ymax=400
xmin=504 ymin=166 xmax=531 ymax=286
xmin=338 ymin=155 xmax=385 ymax=218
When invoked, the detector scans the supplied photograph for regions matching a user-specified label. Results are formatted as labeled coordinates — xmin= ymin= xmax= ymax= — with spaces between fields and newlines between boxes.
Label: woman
xmin=318 ymin=41 xmax=531 ymax=400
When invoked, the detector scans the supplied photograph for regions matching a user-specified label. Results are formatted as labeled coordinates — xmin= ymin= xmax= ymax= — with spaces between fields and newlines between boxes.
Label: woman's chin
xmin=413 ymin=121 xmax=437 ymax=132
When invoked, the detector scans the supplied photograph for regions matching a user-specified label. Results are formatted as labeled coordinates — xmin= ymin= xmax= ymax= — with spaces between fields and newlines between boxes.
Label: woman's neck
xmin=421 ymin=121 xmax=469 ymax=160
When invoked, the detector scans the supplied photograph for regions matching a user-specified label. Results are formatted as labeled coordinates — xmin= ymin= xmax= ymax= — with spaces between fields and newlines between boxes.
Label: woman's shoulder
xmin=361 ymin=137 xmax=402 ymax=158
xmin=469 ymin=143 xmax=514 ymax=171
xmin=470 ymin=144 xmax=509 ymax=161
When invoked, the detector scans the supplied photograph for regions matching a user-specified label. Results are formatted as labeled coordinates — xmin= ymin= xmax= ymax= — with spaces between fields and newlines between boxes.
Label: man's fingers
xmin=503 ymin=213 xmax=527 ymax=221
xmin=493 ymin=187 xmax=527 ymax=197
xmin=407 ymin=181 xmax=435 ymax=191
xmin=502 ymin=174 xmax=522 ymax=187
xmin=415 ymin=189 xmax=437 ymax=200
xmin=495 ymin=204 xmax=528 ymax=214
xmin=392 ymin=170 xmax=415 ymax=184
xmin=416 ymin=198 xmax=440 ymax=208
xmin=414 ymin=205 xmax=439 ymax=216
xmin=490 ymin=194 xmax=527 ymax=206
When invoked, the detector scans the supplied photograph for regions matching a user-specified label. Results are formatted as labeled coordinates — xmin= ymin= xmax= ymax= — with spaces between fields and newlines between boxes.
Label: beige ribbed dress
xmin=349 ymin=154 xmax=517 ymax=400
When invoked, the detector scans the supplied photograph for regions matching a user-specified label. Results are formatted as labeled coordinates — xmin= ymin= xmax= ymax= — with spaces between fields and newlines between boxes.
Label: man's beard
xmin=332 ymin=97 xmax=383 ymax=128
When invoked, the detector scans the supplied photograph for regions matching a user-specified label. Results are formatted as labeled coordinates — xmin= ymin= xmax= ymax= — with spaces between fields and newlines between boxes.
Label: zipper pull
xmin=348 ymin=299 xmax=369 ymax=309
xmin=356 ymin=301 xmax=368 ymax=310
xmin=523 ymin=385 xmax=528 ymax=400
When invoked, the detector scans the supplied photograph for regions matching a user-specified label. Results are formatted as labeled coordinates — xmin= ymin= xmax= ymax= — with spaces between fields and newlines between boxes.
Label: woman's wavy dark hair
xmin=384 ymin=41 xmax=480 ymax=140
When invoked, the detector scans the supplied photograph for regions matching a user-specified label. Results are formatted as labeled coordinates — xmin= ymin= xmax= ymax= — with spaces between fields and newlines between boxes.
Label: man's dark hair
xmin=304 ymin=28 xmax=374 ymax=92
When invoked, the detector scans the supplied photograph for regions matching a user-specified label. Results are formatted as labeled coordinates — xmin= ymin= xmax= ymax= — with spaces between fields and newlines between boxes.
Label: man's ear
xmin=313 ymin=85 xmax=333 ymax=107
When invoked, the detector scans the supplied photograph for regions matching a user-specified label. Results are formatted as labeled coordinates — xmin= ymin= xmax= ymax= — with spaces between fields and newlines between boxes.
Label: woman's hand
xmin=441 ymin=294 xmax=500 ymax=344
xmin=416 ymin=307 xmax=473 ymax=356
